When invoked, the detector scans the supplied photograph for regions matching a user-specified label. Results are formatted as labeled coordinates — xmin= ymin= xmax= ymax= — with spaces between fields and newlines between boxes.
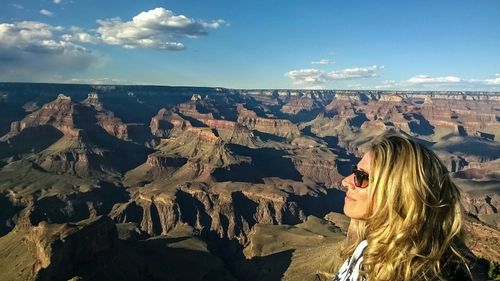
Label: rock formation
xmin=237 ymin=104 xmax=301 ymax=139
xmin=111 ymin=182 xmax=307 ymax=243
xmin=0 ymin=83 xmax=499 ymax=280
xmin=150 ymin=108 xmax=192 ymax=137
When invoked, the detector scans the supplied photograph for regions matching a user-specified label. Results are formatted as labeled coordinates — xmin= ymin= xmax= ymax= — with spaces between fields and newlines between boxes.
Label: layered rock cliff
xmin=237 ymin=104 xmax=301 ymax=139
xmin=111 ymin=182 xmax=311 ymax=243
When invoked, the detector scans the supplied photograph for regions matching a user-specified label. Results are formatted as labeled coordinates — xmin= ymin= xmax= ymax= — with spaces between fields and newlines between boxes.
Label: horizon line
xmin=1 ymin=81 xmax=499 ymax=94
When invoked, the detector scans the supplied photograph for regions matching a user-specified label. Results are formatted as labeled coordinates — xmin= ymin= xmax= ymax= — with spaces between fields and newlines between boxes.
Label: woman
xmin=333 ymin=133 xmax=486 ymax=281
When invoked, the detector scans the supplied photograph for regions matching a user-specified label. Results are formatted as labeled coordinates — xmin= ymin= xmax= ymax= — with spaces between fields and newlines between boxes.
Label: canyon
xmin=0 ymin=83 xmax=499 ymax=280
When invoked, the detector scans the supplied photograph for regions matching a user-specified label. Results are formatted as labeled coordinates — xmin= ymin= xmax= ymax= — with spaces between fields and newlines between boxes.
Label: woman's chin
xmin=343 ymin=206 xmax=367 ymax=220
xmin=343 ymin=206 xmax=354 ymax=219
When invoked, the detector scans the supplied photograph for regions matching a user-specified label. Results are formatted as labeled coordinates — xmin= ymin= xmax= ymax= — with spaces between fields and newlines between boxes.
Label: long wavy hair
xmin=339 ymin=133 xmax=470 ymax=281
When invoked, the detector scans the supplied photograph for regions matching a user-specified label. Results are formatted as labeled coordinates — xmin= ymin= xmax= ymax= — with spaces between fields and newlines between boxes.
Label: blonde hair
xmin=339 ymin=133 xmax=470 ymax=281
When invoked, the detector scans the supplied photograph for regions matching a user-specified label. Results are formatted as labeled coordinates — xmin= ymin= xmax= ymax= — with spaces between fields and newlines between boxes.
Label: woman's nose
xmin=341 ymin=174 xmax=355 ymax=190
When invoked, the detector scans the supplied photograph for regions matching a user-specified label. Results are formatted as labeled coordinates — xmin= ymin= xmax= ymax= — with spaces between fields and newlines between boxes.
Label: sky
xmin=0 ymin=0 xmax=499 ymax=91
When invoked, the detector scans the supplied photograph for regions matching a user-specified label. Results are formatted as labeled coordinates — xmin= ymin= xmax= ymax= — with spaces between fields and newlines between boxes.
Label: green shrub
xmin=488 ymin=261 xmax=500 ymax=279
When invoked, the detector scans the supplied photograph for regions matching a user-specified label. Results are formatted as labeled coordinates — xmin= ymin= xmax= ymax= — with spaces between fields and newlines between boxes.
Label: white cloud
xmin=311 ymin=59 xmax=333 ymax=65
xmin=61 ymin=32 xmax=98 ymax=44
xmin=484 ymin=74 xmax=500 ymax=85
xmin=374 ymin=80 xmax=397 ymax=90
xmin=96 ymin=7 xmax=226 ymax=50
xmin=285 ymin=69 xmax=326 ymax=85
xmin=374 ymin=74 xmax=500 ymax=90
xmin=326 ymin=65 xmax=382 ymax=80
xmin=0 ymin=21 xmax=62 ymax=46
xmin=0 ymin=21 xmax=100 ymax=82
xmin=39 ymin=9 xmax=54 ymax=17
xmin=406 ymin=75 xmax=462 ymax=84
xmin=61 ymin=29 xmax=99 ymax=44
xmin=61 ymin=26 xmax=100 ymax=44
xmin=0 ymin=6 xmax=225 ymax=81
xmin=10 ymin=3 xmax=24 ymax=9
xmin=53 ymin=0 xmax=62 ymax=4
xmin=68 ymin=77 xmax=123 ymax=84
xmin=285 ymin=65 xmax=383 ymax=86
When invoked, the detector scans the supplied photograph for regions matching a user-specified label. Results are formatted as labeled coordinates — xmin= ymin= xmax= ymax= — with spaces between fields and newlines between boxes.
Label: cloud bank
xmin=0 ymin=7 xmax=226 ymax=82
xmin=376 ymin=74 xmax=500 ymax=90
xmin=406 ymin=75 xmax=462 ymax=84
xmin=51 ymin=7 xmax=226 ymax=50
xmin=0 ymin=21 xmax=100 ymax=81
xmin=311 ymin=59 xmax=333 ymax=65
xmin=95 ymin=7 xmax=225 ymax=50
xmin=285 ymin=65 xmax=382 ymax=86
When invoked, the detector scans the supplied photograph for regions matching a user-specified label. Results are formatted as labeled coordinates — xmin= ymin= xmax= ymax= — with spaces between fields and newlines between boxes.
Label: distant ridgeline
xmin=0 ymin=82 xmax=499 ymax=281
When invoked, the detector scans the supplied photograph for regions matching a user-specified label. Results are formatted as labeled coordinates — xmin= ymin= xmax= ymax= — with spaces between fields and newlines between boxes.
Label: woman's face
xmin=342 ymin=151 xmax=372 ymax=220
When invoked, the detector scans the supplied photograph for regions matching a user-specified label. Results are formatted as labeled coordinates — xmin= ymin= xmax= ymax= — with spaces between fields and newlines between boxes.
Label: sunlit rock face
xmin=111 ymin=182 xmax=305 ymax=243
xmin=236 ymin=104 xmax=301 ymax=139
xmin=0 ymin=83 xmax=498 ymax=280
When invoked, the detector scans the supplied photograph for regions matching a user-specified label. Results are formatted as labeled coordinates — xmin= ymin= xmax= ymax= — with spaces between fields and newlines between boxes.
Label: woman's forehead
xmin=357 ymin=151 xmax=372 ymax=172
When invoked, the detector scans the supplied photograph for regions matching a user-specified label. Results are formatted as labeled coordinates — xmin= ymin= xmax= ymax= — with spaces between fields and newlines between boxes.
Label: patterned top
xmin=333 ymin=240 xmax=368 ymax=281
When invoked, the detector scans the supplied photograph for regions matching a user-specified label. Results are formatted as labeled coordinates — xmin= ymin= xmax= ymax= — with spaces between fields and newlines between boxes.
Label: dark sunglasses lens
xmin=352 ymin=167 xmax=368 ymax=187
xmin=354 ymin=171 xmax=362 ymax=187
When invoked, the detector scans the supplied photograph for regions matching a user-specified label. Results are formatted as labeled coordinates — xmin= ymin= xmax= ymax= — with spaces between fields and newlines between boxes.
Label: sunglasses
xmin=352 ymin=165 xmax=369 ymax=188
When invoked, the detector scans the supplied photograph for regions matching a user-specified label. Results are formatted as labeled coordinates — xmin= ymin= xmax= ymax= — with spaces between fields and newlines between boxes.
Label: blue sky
xmin=1 ymin=0 xmax=499 ymax=90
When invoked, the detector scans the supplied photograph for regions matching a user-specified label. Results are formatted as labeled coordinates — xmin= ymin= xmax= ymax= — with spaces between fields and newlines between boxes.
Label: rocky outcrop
xmin=281 ymin=97 xmax=317 ymax=114
xmin=333 ymin=92 xmax=363 ymax=102
xmin=166 ymin=100 xmax=258 ymax=144
xmin=291 ymin=157 xmax=343 ymax=187
xmin=215 ymin=124 xmax=260 ymax=147
xmin=379 ymin=94 xmax=404 ymax=102
xmin=28 ymin=216 xmax=118 ymax=280
xmin=462 ymin=193 xmax=499 ymax=216
xmin=146 ymin=154 xmax=186 ymax=168
xmin=1 ymin=95 xmax=150 ymax=177
xmin=150 ymin=108 xmax=191 ymax=137
xmin=81 ymin=92 xmax=130 ymax=140
xmin=360 ymin=120 xmax=388 ymax=130
xmin=463 ymin=218 xmax=500 ymax=264
xmin=126 ymin=124 xmax=259 ymax=185
xmin=191 ymin=94 xmax=203 ymax=101
xmin=157 ymin=128 xmax=242 ymax=166
xmin=25 ymin=129 xmax=132 ymax=177
xmin=237 ymin=104 xmax=300 ymax=139
xmin=454 ymin=160 xmax=500 ymax=180
xmin=123 ymin=153 xmax=187 ymax=187
xmin=4 ymin=94 xmax=77 ymax=138
xmin=4 ymin=93 xmax=125 ymax=141
xmin=435 ymin=151 xmax=468 ymax=173
xmin=171 ymin=160 xmax=216 ymax=182
xmin=235 ymin=216 xmax=344 ymax=281
xmin=177 ymin=101 xmax=215 ymax=122
xmin=2 ymin=213 xmax=236 ymax=281
xmin=324 ymin=99 xmax=356 ymax=116
xmin=204 ymin=118 xmax=239 ymax=130
xmin=0 ymin=194 xmax=21 ymax=236
xmin=96 ymin=118 xmax=128 ymax=140
xmin=421 ymin=99 xmax=500 ymax=138
xmin=112 ymin=183 xmax=304 ymax=243
xmin=80 ymin=92 xmax=103 ymax=110
xmin=127 ymin=127 xmax=251 ymax=183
